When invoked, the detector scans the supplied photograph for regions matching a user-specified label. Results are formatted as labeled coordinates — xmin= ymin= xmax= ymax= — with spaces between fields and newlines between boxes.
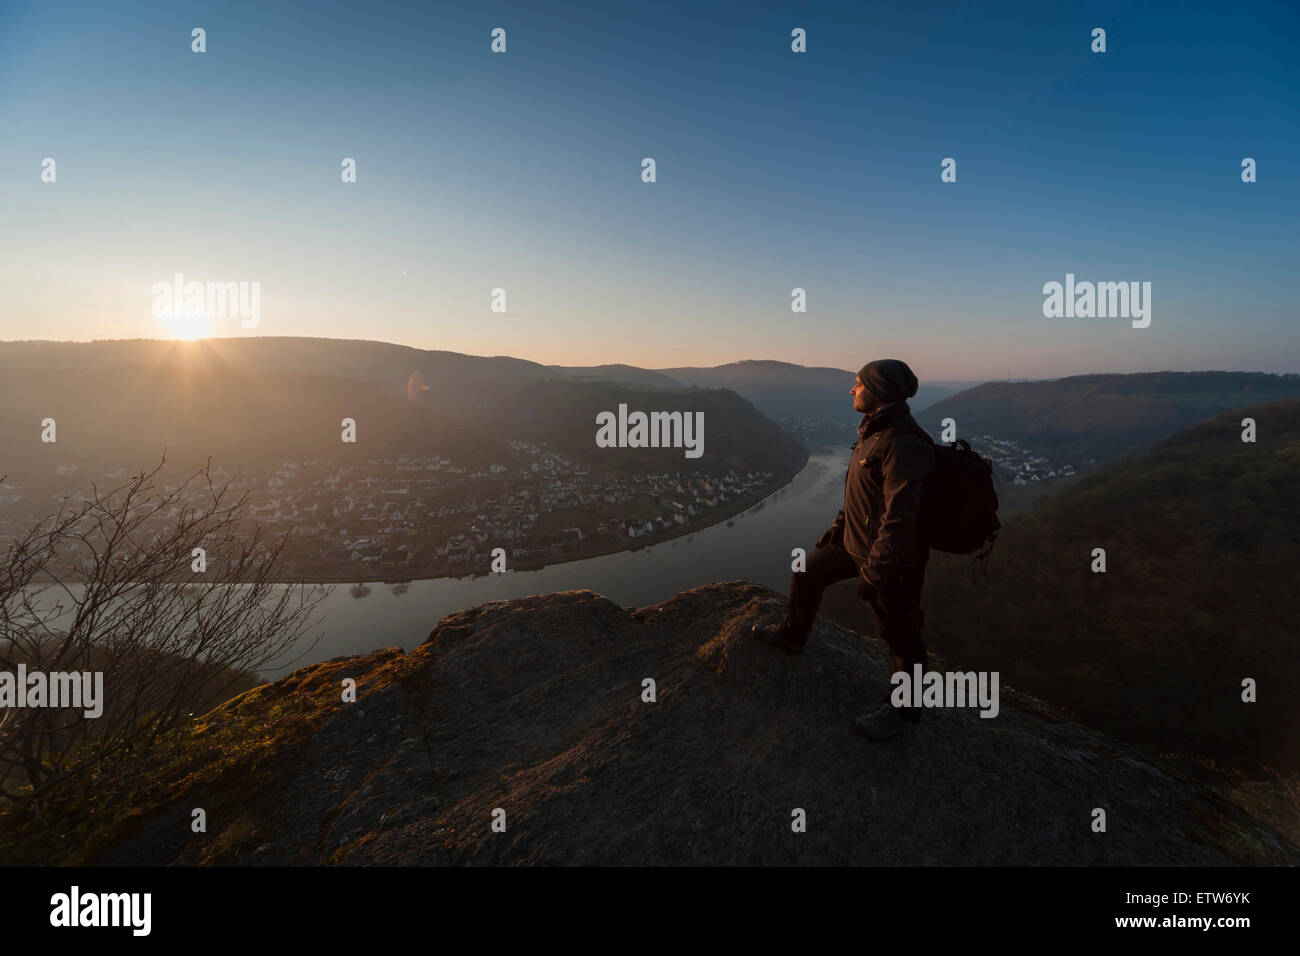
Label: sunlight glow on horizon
xmin=160 ymin=310 xmax=214 ymax=341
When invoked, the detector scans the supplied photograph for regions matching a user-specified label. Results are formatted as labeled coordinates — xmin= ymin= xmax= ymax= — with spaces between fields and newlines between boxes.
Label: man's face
xmin=851 ymin=376 xmax=878 ymax=413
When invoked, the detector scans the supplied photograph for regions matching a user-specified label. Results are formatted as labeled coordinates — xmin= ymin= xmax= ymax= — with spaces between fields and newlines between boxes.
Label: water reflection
xmin=254 ymin=443 xmax=847 ymax=675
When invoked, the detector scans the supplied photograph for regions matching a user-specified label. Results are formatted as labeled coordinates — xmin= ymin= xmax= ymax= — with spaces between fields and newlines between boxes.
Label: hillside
xmin=81 ymin=583 xmax=1297 ymax=867
xmin=823 ymin=396 xmax=1300 ymax=779
xmin=659 ymin=359 xmax=960 ymax=421
xmin=0 ymin=341 xmax=805 ymax=485
xmin=0 ymin=337 xmax=564 ymax=404
xmin=545 ymin=363 xmax=683 ymax=388
xmin=445 ymin=377 xmax=807 ymax=477
xmin=915 ymin=370 xmax=1300 ymax=465
xmin=0 ymin=340 xmax=962 ymax=430
xmin=0 ymin=363 xmax=519 ymax=487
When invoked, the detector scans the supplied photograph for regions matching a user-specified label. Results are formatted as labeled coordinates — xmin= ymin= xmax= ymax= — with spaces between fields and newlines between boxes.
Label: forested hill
xmin=825 ymin=395 xmax=1300 ymax=785
xmin=0 ymin=341 xmax=805 ymax=485
xmin=915 ymin=370 xmax=1300 ymax=465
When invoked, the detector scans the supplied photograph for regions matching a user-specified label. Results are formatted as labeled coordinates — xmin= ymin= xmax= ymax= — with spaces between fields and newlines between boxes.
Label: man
xmin=751 ymin=358 xmax=936 ymax=739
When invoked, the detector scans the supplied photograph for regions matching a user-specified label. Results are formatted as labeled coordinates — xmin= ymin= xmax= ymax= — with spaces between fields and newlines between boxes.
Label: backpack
xmin=896 ymin=424 xmax=1001 ymax=559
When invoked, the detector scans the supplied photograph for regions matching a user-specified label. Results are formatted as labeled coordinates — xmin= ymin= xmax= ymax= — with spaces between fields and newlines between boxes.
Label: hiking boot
xmin=751 ymin=624 xmax=805 ymax=654
xmin=854 ymin=703 xmax=918 ymax=740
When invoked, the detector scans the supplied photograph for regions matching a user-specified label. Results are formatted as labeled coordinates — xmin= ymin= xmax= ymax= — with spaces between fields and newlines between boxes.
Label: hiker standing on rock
xmin=752 ymin=358 xmax=936 ymax=739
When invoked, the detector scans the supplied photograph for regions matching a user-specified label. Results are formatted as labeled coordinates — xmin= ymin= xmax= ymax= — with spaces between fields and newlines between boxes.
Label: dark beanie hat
xmin=857 ymin=359 xmax=919 ymax=402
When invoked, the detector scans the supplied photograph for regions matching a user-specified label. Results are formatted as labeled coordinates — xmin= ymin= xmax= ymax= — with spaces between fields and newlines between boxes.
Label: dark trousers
xmin=779 ymin=541 xmax=929 ymax=717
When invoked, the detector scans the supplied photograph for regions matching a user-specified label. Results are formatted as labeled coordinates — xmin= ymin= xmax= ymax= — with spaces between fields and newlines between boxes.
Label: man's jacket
xmin=832 ymin=399 xmax=935 ymax=590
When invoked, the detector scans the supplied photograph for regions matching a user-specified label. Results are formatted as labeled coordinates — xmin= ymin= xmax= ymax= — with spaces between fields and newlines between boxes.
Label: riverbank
xmin=279 ymin=447 xmax=813 ymax=585
xmin=18 ymin=448 xmax=816 ymax=591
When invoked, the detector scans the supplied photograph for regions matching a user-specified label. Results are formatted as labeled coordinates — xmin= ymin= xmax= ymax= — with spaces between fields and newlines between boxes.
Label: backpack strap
xmin=893 ymin=420 xmax=937 ymax=449
xmin=889 ymin=416 xmax=930 ymax=438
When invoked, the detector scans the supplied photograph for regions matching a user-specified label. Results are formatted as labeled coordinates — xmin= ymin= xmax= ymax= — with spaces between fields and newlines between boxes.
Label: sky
xmin=1 ymin=0 xmax=1297 ymax=380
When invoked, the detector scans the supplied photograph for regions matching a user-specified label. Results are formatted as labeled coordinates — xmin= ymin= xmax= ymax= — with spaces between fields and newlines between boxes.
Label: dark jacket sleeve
xmin=860 ymin=433 xmax=934 ymax=589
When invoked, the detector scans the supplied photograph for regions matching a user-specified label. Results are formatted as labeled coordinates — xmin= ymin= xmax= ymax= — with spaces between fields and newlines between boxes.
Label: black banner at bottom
xmin=0 ymin=865 xmax=1292 ymax=942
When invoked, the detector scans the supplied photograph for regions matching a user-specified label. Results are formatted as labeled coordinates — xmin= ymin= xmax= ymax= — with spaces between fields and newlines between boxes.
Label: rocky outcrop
xmin=98 ymin=583 xmax=1300 ymax=865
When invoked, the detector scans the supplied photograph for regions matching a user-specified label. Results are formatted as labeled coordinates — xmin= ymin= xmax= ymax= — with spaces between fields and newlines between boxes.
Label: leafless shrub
xmin=0 ymin=457 xmax=329 ymax=811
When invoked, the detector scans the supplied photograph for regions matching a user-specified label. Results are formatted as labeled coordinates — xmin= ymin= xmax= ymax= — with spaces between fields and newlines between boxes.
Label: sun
xmin=163 ymin=310 xmax=213 ymax=341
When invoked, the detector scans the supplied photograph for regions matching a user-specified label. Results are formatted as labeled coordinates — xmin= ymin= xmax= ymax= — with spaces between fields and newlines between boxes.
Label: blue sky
xmin=1 ymin=0 xmax=1297 ymax=379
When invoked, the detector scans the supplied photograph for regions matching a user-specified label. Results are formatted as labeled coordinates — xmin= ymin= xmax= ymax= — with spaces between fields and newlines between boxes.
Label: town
xmin=773 ymin=415 xmax=1092 ymax=486
xmin=0 ymin=440 xmax=780 ymax=582
xmin=968 ymin=435 xmax=1092 ymax=486
xmin=0 ymin=426 xmax=1085 ymax=582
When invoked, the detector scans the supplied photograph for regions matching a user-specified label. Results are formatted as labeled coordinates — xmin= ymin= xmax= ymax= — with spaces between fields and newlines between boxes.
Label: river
xmin=264 ymin=441 xmax=849 ymax=676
